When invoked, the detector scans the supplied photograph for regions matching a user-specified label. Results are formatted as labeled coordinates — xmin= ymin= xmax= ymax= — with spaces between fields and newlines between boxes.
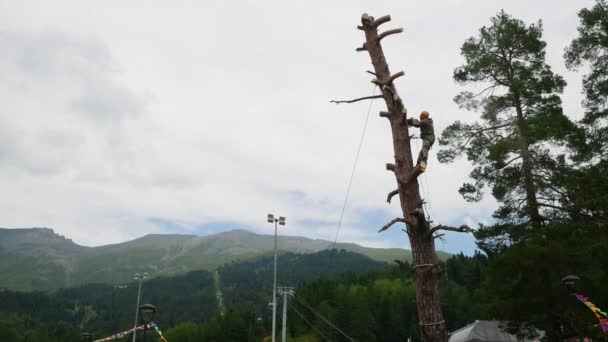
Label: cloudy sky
xmin=0 ymin=0 xmax=594 ymax=254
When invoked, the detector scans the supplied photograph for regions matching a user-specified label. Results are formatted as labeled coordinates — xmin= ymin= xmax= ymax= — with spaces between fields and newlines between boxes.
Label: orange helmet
xmin=420 ymin=111 xmax=430 ymax=118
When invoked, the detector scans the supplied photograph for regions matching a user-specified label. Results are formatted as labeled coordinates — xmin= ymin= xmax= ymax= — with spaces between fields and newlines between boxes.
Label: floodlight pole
xmin=267 ymin=214 xmax=286 ymax=342
xmin=279 ymin=287 xmax=294 ymax=342
xmin=132 ymin=272 xmax=147 ymax=342
xmin=273 ymin=219 xmax=278 ymax=342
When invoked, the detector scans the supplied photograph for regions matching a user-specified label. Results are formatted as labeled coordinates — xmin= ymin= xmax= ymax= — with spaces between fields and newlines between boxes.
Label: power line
xmin=288 ymin=302 xmax=331 ymax=342
xmin=331 ymin=85 xmax=377 ymax=250
xmin=293 ymin=294 xmax=355 ymax=342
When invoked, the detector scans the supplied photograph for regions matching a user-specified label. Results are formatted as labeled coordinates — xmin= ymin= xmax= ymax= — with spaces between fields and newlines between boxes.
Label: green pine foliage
xmin=289 ymin=256 xmax=489 ymax=342
xmin=439 ymin=7 xmax=608 ymax=340
xmin=439 ymin=10 xmax=581 ymax=230
xmin=565 ymin=0 xmax=608 ymax=157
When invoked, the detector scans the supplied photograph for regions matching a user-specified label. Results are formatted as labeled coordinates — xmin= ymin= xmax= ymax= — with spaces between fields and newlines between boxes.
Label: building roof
xmin=448 ymin=320 xmax=537 ymax=342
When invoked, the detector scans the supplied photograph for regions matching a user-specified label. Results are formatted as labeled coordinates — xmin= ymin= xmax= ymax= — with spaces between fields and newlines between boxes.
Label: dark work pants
xmin=417 ymin=137 xmax=435 ymax=164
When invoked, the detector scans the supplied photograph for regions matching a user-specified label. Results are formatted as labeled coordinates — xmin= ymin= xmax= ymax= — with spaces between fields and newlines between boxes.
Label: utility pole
xmin=278 ymin=286 xmax=294 ymax=342
xmin=331 ymin=14 xmax=473 ymax=341
xmin=132 ymin=272 xmax=148 ymax=342
xmin=267 ymin=214 xmax=286 ymax=342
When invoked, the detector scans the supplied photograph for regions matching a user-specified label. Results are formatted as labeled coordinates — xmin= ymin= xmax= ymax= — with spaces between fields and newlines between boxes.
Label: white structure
xmin=449 ymin=321 xmax=542 ymax=342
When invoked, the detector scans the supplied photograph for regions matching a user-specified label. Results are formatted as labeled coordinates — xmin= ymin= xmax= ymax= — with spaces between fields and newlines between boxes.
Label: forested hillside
xmin=0 ymin=271 xmax=216 ymax=341
xmin=0 ymin=250 xmax=390 ymax=340
xmin=132 ymin=252 xmax=490 ymax=341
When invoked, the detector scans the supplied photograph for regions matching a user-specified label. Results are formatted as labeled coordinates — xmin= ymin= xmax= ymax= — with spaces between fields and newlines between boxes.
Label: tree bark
xmin=514 ymin=95 xmax=558 ymax=339
xmin=359 ymin=13 xmax=448 ymax=342
xmin=513 ymin=95 xmax=542 ymax=227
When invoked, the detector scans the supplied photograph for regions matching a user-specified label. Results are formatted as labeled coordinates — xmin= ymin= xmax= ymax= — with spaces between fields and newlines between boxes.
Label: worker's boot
xmin=415 ymin=161 xmax=427 ymax=173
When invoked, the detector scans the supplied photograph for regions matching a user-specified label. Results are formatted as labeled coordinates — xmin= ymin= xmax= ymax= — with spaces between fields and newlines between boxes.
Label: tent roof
xmin=448 ymin=321 xmax=525 ymax=342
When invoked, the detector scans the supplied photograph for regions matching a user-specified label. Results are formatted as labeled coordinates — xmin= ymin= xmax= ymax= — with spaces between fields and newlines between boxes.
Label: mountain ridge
xmin=0 ymin=227 xmax=450 ymax=291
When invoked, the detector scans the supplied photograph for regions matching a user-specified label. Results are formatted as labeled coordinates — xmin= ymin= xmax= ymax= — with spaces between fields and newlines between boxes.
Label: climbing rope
xmin=330 ymin=85 xmax=377 ymax=250
xmin=419 ymin=319 xmax=445 ymax=326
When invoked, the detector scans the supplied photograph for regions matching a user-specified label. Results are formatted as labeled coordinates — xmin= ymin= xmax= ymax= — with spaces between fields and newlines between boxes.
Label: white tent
xmin=449 ymin=321 xmax=541 ymax=342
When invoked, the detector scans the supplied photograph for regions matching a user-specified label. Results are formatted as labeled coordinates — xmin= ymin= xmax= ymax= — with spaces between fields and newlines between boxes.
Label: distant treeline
xmin=0 ymin=249 xmax=390 ymax=341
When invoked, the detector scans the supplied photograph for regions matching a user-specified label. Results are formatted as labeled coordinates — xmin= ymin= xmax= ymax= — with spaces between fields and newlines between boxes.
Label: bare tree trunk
xmin=358 ymin=14 xmax=448 ymax=342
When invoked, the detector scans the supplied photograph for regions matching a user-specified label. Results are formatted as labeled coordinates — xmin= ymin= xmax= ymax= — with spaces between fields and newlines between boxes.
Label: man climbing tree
xmin=407 ymin=111 xmax=436 ymax=171
xmin=332 ymin=13 xmax=477 ymax=342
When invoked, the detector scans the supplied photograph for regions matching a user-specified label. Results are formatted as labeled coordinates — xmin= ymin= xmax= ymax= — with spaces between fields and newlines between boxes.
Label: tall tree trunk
xmin=514 ymin=95 xmax=560 ymax=339
xmin=513 ymin=95 xmax=542 ymax=227
xmin=360 ymin=14 xmax=448 ymax=342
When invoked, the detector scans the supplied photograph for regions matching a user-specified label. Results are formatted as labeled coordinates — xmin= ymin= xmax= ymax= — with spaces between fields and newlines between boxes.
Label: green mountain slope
xmin=0 ymin=227 xmax=449 ymax=291
xmin=0 ymin=250 xmax=391 ymax=338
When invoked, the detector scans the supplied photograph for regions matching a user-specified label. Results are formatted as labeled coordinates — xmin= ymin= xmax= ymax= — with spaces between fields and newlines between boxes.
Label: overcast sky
xmin=0 ymin=0 xmax=594 ymax=254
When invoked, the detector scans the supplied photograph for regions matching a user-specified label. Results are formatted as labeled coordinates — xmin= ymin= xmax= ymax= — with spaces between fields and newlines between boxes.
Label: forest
xmin=0 ymin=251 xmax=486 ymax=341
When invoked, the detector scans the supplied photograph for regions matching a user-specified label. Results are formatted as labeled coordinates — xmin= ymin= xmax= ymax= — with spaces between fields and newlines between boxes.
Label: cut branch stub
xmin=371 ymin=79 xmax=383 ymax=87
xmin=330 ymin=94 xmax=382 ymax=104
xmin=379 ymin=217 xmax=406 ymax=233
xmin=397 ymin=163 xmax=425 ymax=185
xmin=386 ymin=71 xmax=405 ymax=85
xmin=372 ymin=15 xmax=391 ymax=28
xmin=428 ymin=224 xmax=474 ymax=237
xmin=372 ymin=71 xmax=405 ymax=87
xmin=361 ymin=13 xmax=375 ymax=26
xmin=379 ymin=28 xmax=404 ymax=41
xmin=387 ymin=188 xmax=399 ymax=203
xmin=379 ymin=111 xmax=393 ymax=120
xmin=386 ymin=163 xmax=396 ymax=172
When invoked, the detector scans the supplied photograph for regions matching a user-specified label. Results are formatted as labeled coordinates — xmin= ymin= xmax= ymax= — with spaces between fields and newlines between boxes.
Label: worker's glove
xmin=406 ymin=118 xmax=415 ymax=126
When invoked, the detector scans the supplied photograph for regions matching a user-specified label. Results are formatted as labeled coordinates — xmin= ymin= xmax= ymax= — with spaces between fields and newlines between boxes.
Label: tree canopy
xmin=439 ymin=10 xmax=579 ymax=234
xmin=565 ymin=0 xmax=608 ymax=158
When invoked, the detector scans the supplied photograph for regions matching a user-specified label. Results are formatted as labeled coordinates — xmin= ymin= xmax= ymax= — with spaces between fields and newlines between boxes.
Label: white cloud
xmin=0 ymin=0 xmax=593 ymax=252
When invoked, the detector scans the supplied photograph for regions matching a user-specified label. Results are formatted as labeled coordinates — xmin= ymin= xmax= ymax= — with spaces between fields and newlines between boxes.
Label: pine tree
xmin=565 ymin=0 xmax=608 ymax=158
xmin=563 ymin=0 xmax=608 ymax=226
xmin=439 ymin=11 xmax=581 ymax=340
xmin=439 ymin=10 xmax=578 ymax=238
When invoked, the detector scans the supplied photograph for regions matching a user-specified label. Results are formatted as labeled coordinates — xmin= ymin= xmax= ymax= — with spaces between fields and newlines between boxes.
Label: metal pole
xmin=272 ymin=220 xmax=278 ymax=342
xmin=132 ymin=277 xmax=142 ymax=342
xmin=282 ymin=290 xmax=288 ymax=342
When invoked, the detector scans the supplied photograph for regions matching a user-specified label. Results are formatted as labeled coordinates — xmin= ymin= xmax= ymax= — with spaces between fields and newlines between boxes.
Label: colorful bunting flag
xmin=574 ymin=293 xmax=608 ymax=333
xmin=92 ymin=321 xmax=170 ymax=342
xmin=150 ymin=321 xmax=169 ymax=342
